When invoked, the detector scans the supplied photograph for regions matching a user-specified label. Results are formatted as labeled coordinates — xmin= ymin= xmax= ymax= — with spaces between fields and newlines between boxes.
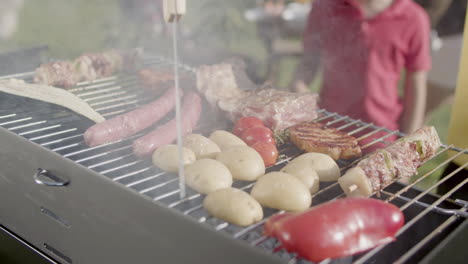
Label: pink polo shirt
xmin=304 ymin=0 xmax=431 ymax=134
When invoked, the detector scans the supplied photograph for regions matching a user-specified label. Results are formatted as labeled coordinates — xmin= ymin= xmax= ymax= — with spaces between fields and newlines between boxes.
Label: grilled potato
xmin=184 ymin=134 xmax=221 ymax=159
xmin=185 ymin=159 xmax=233 ymax=194
xmin=287 ymin=153 xmax=340 ymax=182
xmin=216 ymin=146 xmax=265 ymax=181
xmin=251 ymin=172 xmax=312 ymax=212
xmin=281 ymin=162 xmax=320 ymax=193
xmin=152 ymin=144 xmax=196 ymax=172
xmin=203 ymin=188 xmax=263 ymax=226
xmin=209 ymin=130 xmax=246 ymax=151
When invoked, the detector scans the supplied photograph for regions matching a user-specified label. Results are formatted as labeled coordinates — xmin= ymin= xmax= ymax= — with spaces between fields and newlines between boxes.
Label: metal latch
xmin=33 ymin=168 xmax=69 ymax=187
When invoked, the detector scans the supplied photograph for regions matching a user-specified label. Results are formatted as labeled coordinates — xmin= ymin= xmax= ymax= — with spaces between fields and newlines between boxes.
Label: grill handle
xmin=33 ymin=168 xmax=69 ymax=187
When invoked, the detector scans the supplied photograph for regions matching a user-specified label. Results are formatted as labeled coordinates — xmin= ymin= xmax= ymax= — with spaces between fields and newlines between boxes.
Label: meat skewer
xmin=84 ymin=86 xmax=178 ymax=147
xmin=132 ymin=92 xmax=202 ymax=157
xmin=0 ymin=79 xmax=104 ymax=123
xmin=34 ymin=49 xmax=141 ymax=89
xmin=338 ymin=126 xmax=441 ymax=197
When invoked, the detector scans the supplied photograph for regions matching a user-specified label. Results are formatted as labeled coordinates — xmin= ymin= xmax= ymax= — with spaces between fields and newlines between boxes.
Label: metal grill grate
xmin=0 ymin=55 xmax=467 ymax=264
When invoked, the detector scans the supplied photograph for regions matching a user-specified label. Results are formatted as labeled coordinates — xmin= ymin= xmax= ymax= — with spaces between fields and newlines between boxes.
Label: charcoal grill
xmin=0 ymin=55 xmax=467 ymax=264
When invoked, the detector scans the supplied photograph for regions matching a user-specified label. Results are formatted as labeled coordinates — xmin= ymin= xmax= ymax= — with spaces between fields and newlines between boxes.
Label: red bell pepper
xmin=264 ymin=198 xmax=404 ymax=262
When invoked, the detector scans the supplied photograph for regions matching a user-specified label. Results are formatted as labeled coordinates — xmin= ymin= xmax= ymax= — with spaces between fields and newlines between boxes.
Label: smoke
xmin=0 ymin=0 xmax=24 ymax=39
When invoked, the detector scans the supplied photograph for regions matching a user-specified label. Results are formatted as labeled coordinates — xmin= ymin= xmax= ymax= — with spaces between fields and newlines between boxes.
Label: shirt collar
xmin=343 ymin=0 xmax=409 ymax=19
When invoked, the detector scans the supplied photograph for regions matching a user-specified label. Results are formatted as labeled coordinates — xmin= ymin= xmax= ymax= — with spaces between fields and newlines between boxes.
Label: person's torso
xmin=317 ymin=0 xmax=421 ymax=130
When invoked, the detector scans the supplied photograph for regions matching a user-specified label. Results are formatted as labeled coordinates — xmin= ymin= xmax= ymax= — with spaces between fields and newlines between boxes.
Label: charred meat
xmin=288 ymin=122 xmax=362 ymax=160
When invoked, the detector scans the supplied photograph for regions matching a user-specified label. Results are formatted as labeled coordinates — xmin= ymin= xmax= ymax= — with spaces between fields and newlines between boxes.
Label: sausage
xmin=84 ymin=87 xmax=177 ymax=147
xmin=264 ymin=198 xmax=404 ymax=262
xmin=132 ymin=92 xmax=202 ymax=157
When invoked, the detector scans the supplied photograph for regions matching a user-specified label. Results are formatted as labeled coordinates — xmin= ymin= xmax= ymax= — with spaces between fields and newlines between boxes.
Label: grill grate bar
xmin=139 ymin=176 xmax=177 ymax=194
xmin=384 ymin=146 xmax=458 ymax=203
xmin=153 ymin=189 xmax=180 ymax=201
xmin=94 ymin=99 xmax=140 ymax=112
xmin=63 ymin=133 xmax=143 ymax=158
xmin=125 ymin=172 xmax=166 ymax=187
xmin=8 ymin=120 xmax=47 ymax=131
xmin=73 ymin=76 xmax=137 ymax=90
xmin=336 ymin=119 xmax=361 ymax=130
xmin=395 ymin=207 xmax=467 ymax=264
xmin=40 ymin=134 xmax=83 ymax=147
xmin=98 ymin=160 xmax=143 ymax=175
xmin=324 ymin=115 xmax=349 ymax=126
xmin=88 ymin=93 xmax=143 ymax=107
xmin=347 ymin=122 xmax=373 ymax=136
xmin=75 ymin=145 xmax=132 ymax=163
xmin=51 ymin=142 xmax=82 ymax=152
xmin=381 ymin=190 xmax=468 ymax=218
xmin=355 ymin=126 xmax=384 ymax=141
xmin=83 ymin=90 xmax=129 ymax=102
xmin=360 ymin=130 xmax=398 ymax=149
xmin=17 ymin=124 xmax=61 ymax=136
xmin=0 ymin=117 xmax=32 ymax=126
xmin=112 ymin=166 xmax=153 ymax=181
xmin=0 ymin=113 xmax=17 ymax=119
xmin=353 ymin=159 xmax=468 ymax=264
xmin=88 ymin=153 xmax=134 ymax=169
xmin=29 ymin=128 xmax=77 ymax=141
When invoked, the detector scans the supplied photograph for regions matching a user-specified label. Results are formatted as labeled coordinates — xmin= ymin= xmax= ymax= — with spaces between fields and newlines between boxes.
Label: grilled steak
xmin=220 ymin=88 xmax=319 ymax=131
xmin=196 ymin=60 xmax=319 ymax=131
xmin=288 ymin=122 xmax=362 ymax=160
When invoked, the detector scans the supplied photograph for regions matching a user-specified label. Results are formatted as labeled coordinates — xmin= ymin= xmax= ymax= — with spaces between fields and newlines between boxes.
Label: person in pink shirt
xmin=291 ymin=0 xmax=431 ymax=149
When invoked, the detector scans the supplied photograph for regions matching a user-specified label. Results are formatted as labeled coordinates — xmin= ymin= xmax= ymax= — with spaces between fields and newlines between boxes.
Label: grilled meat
xmin=138 ymin=68 xmax=175 ymax=92
xmin=288 ymin=122 xmax=362 ymax=160
xmin=339 ymin=126 xmax=442 ymax=197
xmin=84 ymin=87 xmax=178 ymax=147
xmin=132 ymin=92 xmax=202 ymax=157
xmin=34 ymin=49 xmax=140 ymax=89
xmin=196 ymin=60 xmax=319 ymax=131
xmin=33 ymin=61 xmax=80 ymax=89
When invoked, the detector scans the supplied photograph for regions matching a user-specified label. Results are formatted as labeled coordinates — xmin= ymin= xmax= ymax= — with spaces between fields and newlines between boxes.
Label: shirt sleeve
xmin=405 ymin=10 xmax=432 ymax=72
xmin=303 ymin=1 xmax=323 ymax=52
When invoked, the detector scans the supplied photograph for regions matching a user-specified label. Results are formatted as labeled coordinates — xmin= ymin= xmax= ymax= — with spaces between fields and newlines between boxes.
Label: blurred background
xmin=0 ymin=0 xmax=466 ymax=262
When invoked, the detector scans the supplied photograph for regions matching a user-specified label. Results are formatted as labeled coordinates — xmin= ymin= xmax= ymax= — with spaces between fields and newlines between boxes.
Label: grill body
xmin=0 ymin=56 xmax=467 ymax=264
xmin=0 ymin=128 xmax=282 ymax=264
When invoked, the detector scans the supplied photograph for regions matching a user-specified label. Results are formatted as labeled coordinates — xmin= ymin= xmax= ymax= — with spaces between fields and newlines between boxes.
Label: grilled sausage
xmin=84 ymin=87 xmax=177 ymax=147
xmin=132 ymin=92 xmax=202 ymax=157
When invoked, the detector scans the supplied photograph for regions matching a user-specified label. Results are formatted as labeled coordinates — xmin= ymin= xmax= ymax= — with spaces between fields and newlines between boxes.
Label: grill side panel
xmin=0 ymin=127 xmax=283 ymax=264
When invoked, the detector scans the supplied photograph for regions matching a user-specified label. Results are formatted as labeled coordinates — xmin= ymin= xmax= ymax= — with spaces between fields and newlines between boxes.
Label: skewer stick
xmin=347 ymin=184 xmax=358 ymax=193
xmin=163 ymin=0 xmax=187 ymax=199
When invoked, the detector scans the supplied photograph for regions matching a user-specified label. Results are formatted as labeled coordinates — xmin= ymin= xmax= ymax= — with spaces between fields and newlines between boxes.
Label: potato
xmin=338 ymin=167 xmax=373 ymax=197
xmin=152 ymin=145 xmax=196 ymax=172
xmin=281 ymin=162 xmax=320 ymax=193
xmin=203 ymin=188 xmax=263 ymax=226
xmin=184 ymin=134 xmax=221 ymax=159
xmin=287 ymin=153 xmax=340 ymax=182
xmin=209 ymin=130 xmax=246 ymax=151
xmin=251 ymin=172 xmax=312 ymax=212
xmin=185 ymin=159 xmax=233 ymax=194
xmin=216 ymin=146 xmax=265 ymax=181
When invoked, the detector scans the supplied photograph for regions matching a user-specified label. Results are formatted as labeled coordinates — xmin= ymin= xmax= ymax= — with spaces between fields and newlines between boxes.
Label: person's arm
xmin=399 ymin=71 xmax=428 ymax=134
xmin=289 ymin=1 xmax=323 ymax=93
xmin=290 ymin=50 xmax=321 ymax=93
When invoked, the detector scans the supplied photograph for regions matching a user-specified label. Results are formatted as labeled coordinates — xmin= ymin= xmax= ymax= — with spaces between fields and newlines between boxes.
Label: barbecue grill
xmin=0 ymin=55 xmax=467 ymax=264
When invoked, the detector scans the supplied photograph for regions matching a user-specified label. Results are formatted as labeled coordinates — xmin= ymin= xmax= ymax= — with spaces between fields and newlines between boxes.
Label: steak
xmin=288 ymin=122 xmax=362 ymax=160
xmin=196 ymin=60 xmax=319 ymax=131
